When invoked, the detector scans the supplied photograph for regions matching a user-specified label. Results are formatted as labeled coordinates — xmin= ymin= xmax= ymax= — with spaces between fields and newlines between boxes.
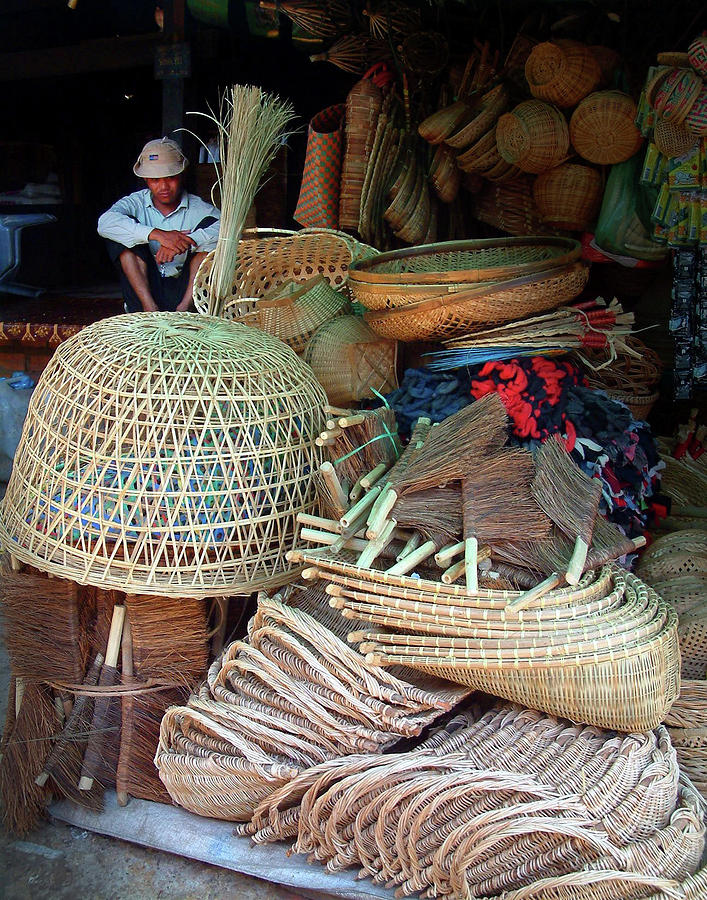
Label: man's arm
xmin=97 ymin=193 xmax=153 ymax=247
xmin=186 ymin=198 xmax=221 ymax=252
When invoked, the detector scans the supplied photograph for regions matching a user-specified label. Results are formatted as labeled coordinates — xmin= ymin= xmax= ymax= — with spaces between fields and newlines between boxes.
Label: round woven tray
xmin=364 ymin=263 xmax=589 ymax=341
xmin=348 ymin=236 xmax=581 ymax=286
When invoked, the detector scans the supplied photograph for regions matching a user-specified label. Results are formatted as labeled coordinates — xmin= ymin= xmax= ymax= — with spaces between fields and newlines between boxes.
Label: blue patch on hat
xmin=148 ymin=153 xmax=159 ymax=160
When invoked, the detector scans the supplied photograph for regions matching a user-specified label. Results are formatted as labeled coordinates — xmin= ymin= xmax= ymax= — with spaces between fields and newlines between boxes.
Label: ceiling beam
xmin=0 ymin=32 xmax=161 ymax=81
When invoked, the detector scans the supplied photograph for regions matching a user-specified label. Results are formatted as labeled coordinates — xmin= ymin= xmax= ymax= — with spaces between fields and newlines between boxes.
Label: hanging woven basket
xmin=570 ymin=91 xmax=643 ymax=164
xmin=303 ymin=315 xmax=398 ymax=406
xmin=532 ymin=162 xmax=603 ymax=231
xmin=0 ymin=314 xmax=328 ymax=597
xmin=525 ymin=39 xmax=601 ymax=108
xmin=496 ymin=100 xmax=570 ymax=174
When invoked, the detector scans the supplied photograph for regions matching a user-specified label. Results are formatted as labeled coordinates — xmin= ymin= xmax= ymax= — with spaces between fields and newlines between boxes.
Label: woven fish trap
xmin=0 ymin=314 xmax=327 ymax=597
xmin=525 ymin=39 xmax=601 ymax=108
xmin=302 ymin=315 xmax=398 ymax=406
xmin=570 ymin=91 xmax=644 ymax=165
xmin=532 ymin=163 xmax=603 ymax=231
xmin=664 ymin=680 xmax=707 ymax=728
xmin=192 ymin=228 xmax=377 ymax=318
xmin=363 ymin=263 xmax=589 ymax=342
xmin=238 ymin=275 xmax=349 ymax=354
xmin=496 ymin=100 xmax=570 ymax=174
xmin=445 ymin=84 xmax=509 ymax=150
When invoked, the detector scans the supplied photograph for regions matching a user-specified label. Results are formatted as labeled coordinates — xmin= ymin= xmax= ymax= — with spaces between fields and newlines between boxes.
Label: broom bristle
xmin=127 ymin=595 xmax=209 ymax=683
xmin=0 ymin=682 xmax=57 ymax=835
xmin=532 ymin=436 xmax=602 ymax=543
xmin=463 ymin=448 xmax=552 ymax=542
xmin=1 ymin=569 xmax=88 ymax=682
xmin=393 ymin=394 xmax=508 ymax=495
xmin=324 ymin=408 xmax=400 ymax=487
xmin=391 ymin=486 xmax=462 ymax=543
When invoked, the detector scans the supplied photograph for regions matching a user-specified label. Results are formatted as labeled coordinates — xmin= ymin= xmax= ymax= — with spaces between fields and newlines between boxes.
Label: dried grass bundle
xmin=0 ymin=681 xmax=56 ymax=835
xmin=532 ymin=436 xmax=603 ymax=584
xmin=191 ymin=85 xmax=296 ymax=316
xmin=0 ymin=568 xmax=89 ymax=683
xmin=126 ymin=594 xmax=209 ymax=684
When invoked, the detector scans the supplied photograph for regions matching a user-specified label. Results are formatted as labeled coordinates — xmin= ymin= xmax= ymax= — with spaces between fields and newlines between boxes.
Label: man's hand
xmin=141 ymin=298 xmax=159 ymax=312
xmin=149 ymin=228 xmax=195 ymax=256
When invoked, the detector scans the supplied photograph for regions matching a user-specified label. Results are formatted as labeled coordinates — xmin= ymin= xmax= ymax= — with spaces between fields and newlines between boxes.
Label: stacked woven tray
xmin=155 ymin=586 xmax=467 ymax=820
xmin=240 ymin=700 xmax=705 ymax=899
xmin=290 ymin=549 xmax=680 ymax=733
xmin=348 ymin=236 xmax=589 ymax=341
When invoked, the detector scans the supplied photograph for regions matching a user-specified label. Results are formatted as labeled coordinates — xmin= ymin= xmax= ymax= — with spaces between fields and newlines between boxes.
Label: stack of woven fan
xmin=289 ymin=397 xmax=680 ymax=731
xmin=239 ymin=700 xmax=706 ymax=899
xmin=155 ymin=586 xmax=468 ymax=821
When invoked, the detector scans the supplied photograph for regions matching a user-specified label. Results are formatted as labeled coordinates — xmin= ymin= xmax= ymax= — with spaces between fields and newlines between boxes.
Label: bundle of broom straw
xmin=189 ymin=85 xmax=296 ymax=317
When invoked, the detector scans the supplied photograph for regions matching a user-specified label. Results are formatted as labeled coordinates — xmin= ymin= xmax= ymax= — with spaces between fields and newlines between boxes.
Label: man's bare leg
xmin=119 ymin=249 xmax=158 ymax=312
xmin=176 ymin=251 xmax=207 ymax=312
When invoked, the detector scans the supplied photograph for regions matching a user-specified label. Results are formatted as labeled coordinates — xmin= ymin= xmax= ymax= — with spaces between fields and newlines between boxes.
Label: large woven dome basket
xmin=0 ymin=313 xmax=327 ymax=598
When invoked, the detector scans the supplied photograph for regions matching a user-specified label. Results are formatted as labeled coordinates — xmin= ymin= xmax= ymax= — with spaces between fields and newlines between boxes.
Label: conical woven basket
xmin=496 ymin=100 xmax=570 ymax=174
xmin=302 ymin=315 xmax=398 ymax=406
xmin=532 ymin=163 xmax=603 ymax=231
xmin=525 ymin=39 xmax=601 ymax=108
xmin=570 ymin=91 xmax=643 ymax=164
xmin=0 ymin=314 xmax=328 ymax=597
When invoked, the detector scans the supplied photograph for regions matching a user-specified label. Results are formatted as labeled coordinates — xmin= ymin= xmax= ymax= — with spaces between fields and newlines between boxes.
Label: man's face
xmin=145 ymin=174 xmax=182 ymax=208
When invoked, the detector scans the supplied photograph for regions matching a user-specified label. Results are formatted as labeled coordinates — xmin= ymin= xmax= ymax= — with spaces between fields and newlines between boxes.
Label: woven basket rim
xmin=349 ymin=236 xmax=581 ymax=285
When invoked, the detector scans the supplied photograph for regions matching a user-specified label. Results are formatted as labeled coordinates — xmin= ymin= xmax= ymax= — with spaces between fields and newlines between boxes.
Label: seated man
xmin=98 ymin=137 xmax=220 ymax=313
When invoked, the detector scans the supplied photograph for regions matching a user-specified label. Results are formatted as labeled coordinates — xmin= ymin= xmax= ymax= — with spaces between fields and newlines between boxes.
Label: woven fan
xmin=259 ymin=0 xmax=351 ymax=38
xmin=310 ymin=35 xmax=389 ymax=75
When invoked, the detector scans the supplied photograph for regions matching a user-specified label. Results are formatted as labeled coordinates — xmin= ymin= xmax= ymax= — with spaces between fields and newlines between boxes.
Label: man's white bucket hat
xmin=133 ymin=137 xmax=188 ymax=178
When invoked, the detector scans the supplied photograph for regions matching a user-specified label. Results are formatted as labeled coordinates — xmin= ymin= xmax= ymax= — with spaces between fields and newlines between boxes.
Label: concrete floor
xmin=0 ymin=618 xmax=307 ymax=900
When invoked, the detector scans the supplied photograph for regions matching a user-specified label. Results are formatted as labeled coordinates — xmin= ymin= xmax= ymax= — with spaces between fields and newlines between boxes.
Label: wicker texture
xmin=533 ymin=163 xmax=603 ymax=231
xmin=339 ymin=77 xmax=383 ymax=230
xmin=570 ymin=91 xmax=643 ymax=165
xmin=363 ymin=263 xmax=589 ymax=342
xmin=0 ymin=314 xmax=328 ymax=597
xmin=192 ymin=229 xmax=376 ymax=318
xmin=444 ymin=84 xmax=509 ymax=150
xmin=496 ymin=100 xmax=570 ymax=174
xmin=525 ymin=40 xmax=601 ymax=108
xmin=238 ymin=275 xmax=348 ymax=353
xmin=473 ymin=176 xmax=550 ymax=236
xmin=302 ymin=315 xmax=398 ymax=406
xmin=243 ymin=701 xmax=702 ymax=899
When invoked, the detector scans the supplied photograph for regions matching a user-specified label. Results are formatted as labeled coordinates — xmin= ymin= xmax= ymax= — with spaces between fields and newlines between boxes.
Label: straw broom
xmin=532 ymin=436 xmax=603 ymax=585
xmin=390 ymin=486 xmax=462 ymax=545
xmin=310 ymin=35 xmax=389 ymax=74
xmin=462 ymin=448 xmax=552 ymax=591
xmin=190 ymin=85 xmax=296 ymax=317
xmin=259 ymin=0 xmax=352 ymax=38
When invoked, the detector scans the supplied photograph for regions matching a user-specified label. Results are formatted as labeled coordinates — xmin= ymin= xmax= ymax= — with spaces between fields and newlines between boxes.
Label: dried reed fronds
xmin=364 ymin=1 xmax=420 ymax=39
xmin=310 ymin=35 xmax=389 ymax=74
xmin=0 ymin=682 xmax=57 ymax=835
xmin=189 ymin=85 xmax=296 ymax=316
xmin=259 ymin=0 xmax=351 ymax=38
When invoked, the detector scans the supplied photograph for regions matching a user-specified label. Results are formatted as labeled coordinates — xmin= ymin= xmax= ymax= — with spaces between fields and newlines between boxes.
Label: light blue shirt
xmin=97 ymin=188 xmax=220 ymax=277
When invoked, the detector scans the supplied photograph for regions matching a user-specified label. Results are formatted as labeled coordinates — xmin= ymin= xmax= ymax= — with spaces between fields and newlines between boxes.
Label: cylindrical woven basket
xmin=239 ymin=275 xmax=349 ymax=354
xmin=302 ymin=315 xmax=398 ymax=406
xmin=0 ymin=314 xmax=327 ymax=597
xmin=192 ymin=228 xmax=376 ymax=318
xmin=525 ymin=39 xmax=601 ymax=108
xmin=339 ymin=76 xmax=383 ymax=230
xmin=569 ymin=91 xmax=643 ymax=164
xmin=496 ymin=100 xmax=570 ymax=174
xmin=532 ymin=163 xmax=603 ymax=231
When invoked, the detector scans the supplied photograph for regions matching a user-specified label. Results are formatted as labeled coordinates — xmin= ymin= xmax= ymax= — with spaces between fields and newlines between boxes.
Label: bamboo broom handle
xmin=296 ymin=512 xmax=342 ymax=532
xmin=321 ymin=426 xmax=343 ymax=439
xmin=441 ymin=558 xmax=466 ymax=585
xmin=324 ymin=405 xmax=351 ymax=417
xmin=507 ymin=572 xmax=564 ymax=613
xmin=116 ymin=617 xmax=133 ymax=808
xmin=464 ymin=537 xmax=479 ymax=593
xmin=357 ymin=519 xmax=397 ymax=568
xmin=340 ymin=483 xmax=382 ymax=528
xmin=319 ymin=462 xmax=348 ymax=511
xmin=78 ymin=604 xmax=125 ymax=791
xmin=435 ymin=540 xmax=465 ymax=566
xmin=360 ymin=462 xmax=387 ymax=490
xmin=349 ymin=474 xmax=366 ymax=503
xmin=565 ymin=537 xmax=589 ymax=586
xmin=338 ymin=414 xmax=365 ymax=427
xmin=397 ymin=532 xmax=422 ymax=562
xmin=367 ymin=488 xmax=398 ymax=538
xmin=15 ymin=677 xmax=25 ymax=717
xmin=386 ymin=540 xmax=436 ymax=576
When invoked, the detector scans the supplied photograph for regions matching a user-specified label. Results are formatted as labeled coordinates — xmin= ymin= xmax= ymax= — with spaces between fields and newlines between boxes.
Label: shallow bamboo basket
xmin=192 ymin=228 xmax=376 ymax=318
xmin=660 ymin=455 xmax=707 ymax=508
xmin=637 ymin=531 xmax=707 ymax=584
xmin=444 ymin=84 xmax=509 ymax=150
xmin=0 ymin=314 xmax=327 ymax=597
xmin=570 ymin=91 xmax=644 ymax=165
xmin=363 ymin=263 xmax=589 ymax=342
xmin=302 ymin=315 xmax=398 ymax=406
